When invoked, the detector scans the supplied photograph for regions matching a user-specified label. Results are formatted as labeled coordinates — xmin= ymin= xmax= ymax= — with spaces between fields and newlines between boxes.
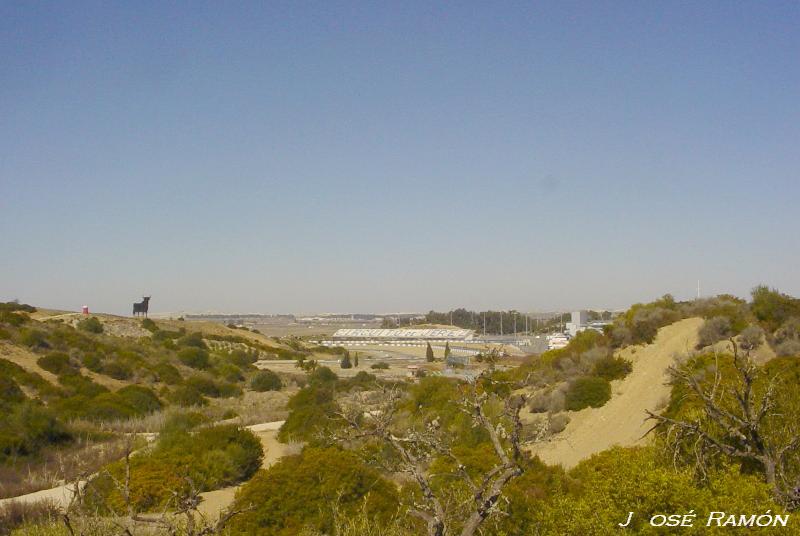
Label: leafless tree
xmin=646 ymin=335 xmax=800 ymax=508
xmin=336 ymin=373 xmax=528 ymax=536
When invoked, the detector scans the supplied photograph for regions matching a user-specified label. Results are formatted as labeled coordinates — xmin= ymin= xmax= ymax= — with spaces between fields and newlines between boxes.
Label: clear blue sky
xmin=2 ymin=1 xmax=799 ymax=314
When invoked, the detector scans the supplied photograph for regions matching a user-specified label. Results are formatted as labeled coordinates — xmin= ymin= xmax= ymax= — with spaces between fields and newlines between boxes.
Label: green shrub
xmin=340 ymin=353 xmax=352 ymax=369
xmin=229 ymin=447 xmax=398 ymax=535
xmin=341 ymin=370 xmax=378 ymax=391
xmin=37 ymin=352 xmax=77 ymax=375
xmin=565 ymin=376 xmax=611 ymax=410
xmin=152 ymin=329 xmax=182 ymax=342
xmin=227 ymin=349 xmax=257 ymax=368
xmin=177 ymin=347 xmax=210 ymax=370
xmin=77 ymin=316 xmax=103 ymax=334
xmin=178 ymin=332 xmax=207 ymax=349
xmin=0 ymin=311 xmax=30 ymax=327
xmin=308 ymin=366 xmax=338 ymax=385
xmin=57 ymin=374 xmax=109 ymax=398
xmin=697 ymin=316 xmax=733 ymax=348
xmin=86 ymin=425 xmax=262 ymax=513
xmin=0 ymin=376 xmax=26 ymax=405
xmin=0 ymin=358 xmax=59 ymax=399
xmin=184 ymin=375 xmax=218 ymax=396
xmin=102 ymin=360 xmax=133 ymax=380
xmin=19 ymin=328 xmax=49 ymax=349
xmin=0 ymin=402 xmax=71 ymax=461
xmin=591 ymin=356 xmax=633 ymax=381
xmin=80 ymin=353 xmax=103 ymax=372
xmin=751 ymin=285 xmax=800 ymax=333
xmin=0 ymin=302 xmax=36 ymax=313
xmin=141 ymin=318 xmax=158 ymax=332
xmin=214 ymin=361 xmax=245 ymax=382
xmin=251 ymin=370 xmax=282 ymax=392
xmin=0 ymin=327 xmax=11 ymax=340
xmin=278 ymin=384 xmax=341 ymax=442
xmin=370 ymin=362 xmax=389 ymax=370
xmin=152 ymin=362 xmax=182 ymax=384
xmin=167 ymin=385 xmax=208 ymax=407
xmin=499 ymin=446 xmax=782 ymax=535
xmin=116 ymin=386 xmax=162 ymax=414
xmin=184 ymin=374 xmax=241 ymax=398
xmin=76 ymin=393 xmax=139 ymax=421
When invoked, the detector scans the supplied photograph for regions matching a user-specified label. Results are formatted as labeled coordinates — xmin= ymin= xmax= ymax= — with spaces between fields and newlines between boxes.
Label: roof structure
xmin=332 ymin=328 xmax=474 ymax=340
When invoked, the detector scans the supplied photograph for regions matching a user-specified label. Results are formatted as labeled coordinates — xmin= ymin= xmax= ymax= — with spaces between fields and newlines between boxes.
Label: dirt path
xmin=196 ymin=422 xmax=301 ymax=519
xmin=0 ymin=421 xmax=293 ymax=512
xmin=526 ymin=317 xmax=703 ymax=469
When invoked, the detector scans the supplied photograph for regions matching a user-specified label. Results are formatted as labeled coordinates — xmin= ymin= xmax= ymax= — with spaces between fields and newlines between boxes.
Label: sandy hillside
xmin=527 ymin=317 xmax=703 ymax=469
xmin=0 ymin=341 xmax=59 ymax=385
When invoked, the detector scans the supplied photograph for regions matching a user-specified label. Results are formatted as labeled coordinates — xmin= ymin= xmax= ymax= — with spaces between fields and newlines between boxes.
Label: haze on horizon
xmin=2 ymin=2 xmax=799 ymax=316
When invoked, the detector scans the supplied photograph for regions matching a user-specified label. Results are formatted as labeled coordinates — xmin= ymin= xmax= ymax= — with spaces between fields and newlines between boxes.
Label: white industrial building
xmin=331 ymin=328 xmax=474 ymax=341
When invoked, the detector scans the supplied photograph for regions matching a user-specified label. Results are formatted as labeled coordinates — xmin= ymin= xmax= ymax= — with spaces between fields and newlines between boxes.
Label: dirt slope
xmin=527 ymin=317 xmax=703 ymax=469
xmin=0 ymin=341 xmax=59 ymax=385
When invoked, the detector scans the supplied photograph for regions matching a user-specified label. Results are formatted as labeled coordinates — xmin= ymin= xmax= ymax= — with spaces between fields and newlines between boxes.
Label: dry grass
xmin=0 ymin=499 xmax=60 ymax=535
xmin=0 ymin=437 xmax=137 ymax=500
xmin=212 ymin=389 xmax=293 ymax=426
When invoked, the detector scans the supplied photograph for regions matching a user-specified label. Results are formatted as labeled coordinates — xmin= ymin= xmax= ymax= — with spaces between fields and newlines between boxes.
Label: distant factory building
xmin=566 ymin=311 xmax=588 ymax=337
xmin=566 ymin=310 xmax=609 ymax=337
xmin=332 ymin=328 xmax=474 ymax=341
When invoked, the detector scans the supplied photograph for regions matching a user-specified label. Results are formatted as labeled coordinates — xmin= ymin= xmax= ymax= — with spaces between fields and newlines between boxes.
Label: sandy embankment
xmin=527 ymin=317 xmax=703 ymax=469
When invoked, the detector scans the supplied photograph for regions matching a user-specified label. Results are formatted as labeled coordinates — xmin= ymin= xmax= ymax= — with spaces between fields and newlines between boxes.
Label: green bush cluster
xmin=140 ymin=318 xmax=158 ymax=332
xmin=228 ymin=447 xmax=398 ymax=535
xmin=86 ymin=424 xmax=262 ymax=513
xmin=177 ymin=347 xmax=210 ymax=370
xmin=19 ymin=328 xmax=49 ymax=349
xmin=0 ymin=376 xmax=27 ymax=406
xmin=77 ymin=316 xmax=104 ymax=334
xmin=591 ymin=356 xmax=633 ymax=381
xmin=152 ymin=361 xmax=182 ymax=384
xmin=52 ymin=382 xmax=161 ymax=422
xmin=251 ymin=369 xmax=282 ymax=392
xmin=184 ymin=374 xmax=242 ymax=398
xmin=0 ymin=311 xmax=30 ymax=327
xmin=0 ymin=402 xmax=72 ymax=461
xmin=167 ymin=385 xmax=208 ymax=407
xmin=565 ymin=376 xmax=611 ymax=410
xmin=36 ymin=352 xmax=77 ymax=375
xmin=279 ymin=369 xmax=341 ymax=442
xmin=0 ymin=301 xmax=36 ymax=313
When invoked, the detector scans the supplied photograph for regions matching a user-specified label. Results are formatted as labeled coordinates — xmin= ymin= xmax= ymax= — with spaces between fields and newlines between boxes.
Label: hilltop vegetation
xmin=0 ymin=305 xmax=322 ymax=514
xmin=3 ymin=287 xmax=800 ymax=535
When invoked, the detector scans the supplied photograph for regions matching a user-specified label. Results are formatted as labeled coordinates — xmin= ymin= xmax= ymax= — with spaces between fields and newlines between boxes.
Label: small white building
xmin=565 ymin=311 xmax=588 ymax=337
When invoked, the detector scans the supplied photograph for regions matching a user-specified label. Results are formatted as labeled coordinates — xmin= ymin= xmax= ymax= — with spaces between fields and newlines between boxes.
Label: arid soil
xmin=526 ymin=317 xmax=703 ymax=469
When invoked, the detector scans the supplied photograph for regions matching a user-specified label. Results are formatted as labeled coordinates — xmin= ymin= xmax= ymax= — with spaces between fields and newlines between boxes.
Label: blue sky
xmin=2 ymin=1 xmax=799 ymax=314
